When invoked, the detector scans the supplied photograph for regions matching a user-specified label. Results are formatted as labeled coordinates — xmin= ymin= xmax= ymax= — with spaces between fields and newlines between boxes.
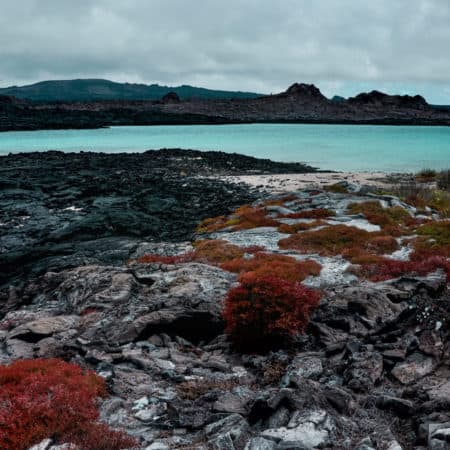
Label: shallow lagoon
xmin=1 ymin=123 xmax=449 ymax=172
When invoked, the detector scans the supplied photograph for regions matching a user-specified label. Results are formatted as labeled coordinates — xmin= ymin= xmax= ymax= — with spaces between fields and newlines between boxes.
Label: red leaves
xmin=221 ymin=252 xmax=321 ymax=282
xmin=231 ymin=205 xmax=279 ymax=230
xmin=0 ymin=359 xmax=136 ymax=450
xmin=278 ymin=225 xmax=377 ymax=256
xmin=134 ymin=252 xmax=195 ymax=264
xmin=223 ymin=273 xmax=320 ymax=352
xmin=193 ymin=239 xmax=246 ymax=264
xmin=351 ymin=256 xmax=450 ymax=282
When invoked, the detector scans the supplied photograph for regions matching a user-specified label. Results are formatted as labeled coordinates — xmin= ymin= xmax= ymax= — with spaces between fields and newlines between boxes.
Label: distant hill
xmin=3 ymin=82 xmax=450 ymax=131
xmin=0 ymin=79 xmax=262 ymax=102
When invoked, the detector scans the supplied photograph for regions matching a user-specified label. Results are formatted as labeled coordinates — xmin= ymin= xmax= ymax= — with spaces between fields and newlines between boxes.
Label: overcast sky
xmin=2 ymin=0 xmax=450 ymax=103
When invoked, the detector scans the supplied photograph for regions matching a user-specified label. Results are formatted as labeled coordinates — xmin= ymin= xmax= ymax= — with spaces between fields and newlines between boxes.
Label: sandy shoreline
xmin=221 ymin=171 xmax=412 ymax=193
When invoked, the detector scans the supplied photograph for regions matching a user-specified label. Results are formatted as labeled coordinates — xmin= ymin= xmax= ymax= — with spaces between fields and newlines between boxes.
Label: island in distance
xmin=2 ymin=80 xmax=450 ymax=131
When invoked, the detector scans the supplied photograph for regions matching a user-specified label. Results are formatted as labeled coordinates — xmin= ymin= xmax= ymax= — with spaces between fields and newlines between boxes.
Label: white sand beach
xmin=221 ymin=171 xmax=406 ymax=193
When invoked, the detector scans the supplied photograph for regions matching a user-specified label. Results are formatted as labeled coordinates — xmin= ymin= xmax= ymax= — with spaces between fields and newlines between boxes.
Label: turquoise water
xmin=0 ymin=124 xmax=449 ymax=172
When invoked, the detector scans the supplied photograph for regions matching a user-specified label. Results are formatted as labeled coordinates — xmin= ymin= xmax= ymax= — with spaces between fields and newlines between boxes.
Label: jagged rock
xmin=3 ymin=181 xmax=450 ymax=450
xmin=391 ymin=353 xmax=436 ymax=384
xmin=3 ymin=262 xmax=234 ymax=353
xmin=354 ymin=437 xmax=376 ymax=450
xmin=386 ymin=441 xmax=403 ymax=450
xmin=428 ymin=422 xmax=450 ymax=449
xmin=213 ymin=388 xmax=255 ymax=415
xmin=8 ymin=315 xmax=79 ymax=342
xmin=428 ymin=381 xmax=450 ymax=404
xmin=261 ymin=410 xmax=334 ymax=449
xmin=244 ymin=437 xmax=276 ymax=449
xmin=345 ymin=351 xmax=383 ymax=391
xmin=5 ymin=338 xmax=35 ymax=359
xmin=205 ymin=414 xmax=250 ymax=449
xmin=28 ymin=440 xmax=53 ymax=450
xmin=419 ymin=330 xmax=444 ymax=357
xmin=283 ymin=355 xmax=323 ymax=386
xmin=375 ymin=395 xmax=413 ymax=417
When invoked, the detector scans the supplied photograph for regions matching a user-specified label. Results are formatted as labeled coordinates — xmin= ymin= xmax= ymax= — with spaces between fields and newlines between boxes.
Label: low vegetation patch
xmin=437 ymin=169 xmax=450 ymax=191
xmin=221 ymin=252 xmax=322 ymax=282
xmin=277 ymin=208 xmax=335 ymax=219
xmin=196 ymin=215 xmax=230 ymax=233
xmin=132 ymin=240 xmax=264 ymax=267
xmin=192 ymin=239 xmax=247 ymax=264
xmin=324 ymin=183 xmax=349 ymax=193
xmin=278 ymin=225 xmax=398 ymax=257
xmin=0 ymin=358 xmax=136 ymax=450
xmin=411 ymin=221 xmax=450 ymax=259
xmin=197 ymin=204 xmax=279 ymax=233
xmin=384 ymin=173 xmax=450 ymax=217
xmin=223 ymin=273 xmax=321 ymax=352
xmin=348 ymin=201 xmax=416 ymax=232
xmin=350 ymin=255 xmax=450 ymax=282
xmin=415 ymin=168 xmax=437 ymax=183
xmin=134 ymin=252 xmax=195 ymax=265
xmin=278 ymin=220 xmax=325 ymax=234
xmin=263 ymin=194 xmax=298 ymax=206
xmin=229 ymin=204 xmax=279 ymax=230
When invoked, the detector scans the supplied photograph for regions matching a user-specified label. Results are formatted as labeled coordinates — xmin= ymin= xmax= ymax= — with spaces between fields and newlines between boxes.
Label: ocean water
xmin=0 ymin=124 xmax=449 ymax=172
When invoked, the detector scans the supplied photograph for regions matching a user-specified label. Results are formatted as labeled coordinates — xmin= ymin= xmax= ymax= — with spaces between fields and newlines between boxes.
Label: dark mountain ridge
xmin=0 ymin=78 xmax=262 ymax=102
xmin=1 ymin=82 xmax=450 ymax=131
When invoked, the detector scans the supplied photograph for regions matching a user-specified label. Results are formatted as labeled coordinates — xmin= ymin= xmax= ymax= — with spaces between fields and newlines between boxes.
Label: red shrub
xmin=351 ymin=256 xmax=450 ymax=282
xmin=193 ymin=239 xmax=246 ymax=264
xmin=278 ymin=220 xmax=325 ymax=234
xmin=133 ymin=252 xmax=195 ymax=265
xmin=365 ymin=235 xmax=399 ymax=254
xmin=223 ymin=273 xmax=321 ymax=352
xmin=196 ymin=204 xmax=279 ymax=233
xmin=348 ymin=201 xmax=417 ymax=231
xmin=231 ymin=205 xmax=279 ymax=230
xmin=221 ymin=252 xmax=321 ymax=282
xmin=196 ymin=215 xmax=229 ymax=233
xmin=278 ymin=225 xmax=376 ymax=256
xmin=241 ymin=244 xmax=266 ymax=254
xmin=0 ymin=359 xmax=136 ymax=450
xmin=341 ymin=248 xmax=388 ymax=265
xmin=263 ymin=195 xmax=298 ymax=206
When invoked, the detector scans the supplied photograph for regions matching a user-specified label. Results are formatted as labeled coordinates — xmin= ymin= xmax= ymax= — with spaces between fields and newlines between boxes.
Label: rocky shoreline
xmin=0 ymin=150 xmax=316 ymax=287
xmin=0 ymin=151 xmax=449 ymax=450
xmin=2 ymin=83 xmax=450 ymax=131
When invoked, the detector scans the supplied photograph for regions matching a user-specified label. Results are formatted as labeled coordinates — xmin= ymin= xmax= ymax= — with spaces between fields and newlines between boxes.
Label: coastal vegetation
xmin=0 ymin=359 xmax=136 ymax=450
xmin=223 ymin=273 xmax=321 ymax=352
xmin=387 ymin=169 xmax=450 ymax=217
xmin=221 ymin=252 xmax=321 ymax=282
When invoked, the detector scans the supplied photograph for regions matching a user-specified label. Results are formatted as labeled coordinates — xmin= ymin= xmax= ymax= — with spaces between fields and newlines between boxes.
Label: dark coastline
xmin=3 ymin=82 xmax=450 ymax=131
xmin=0 ymin=149 xmax=316 ymax=287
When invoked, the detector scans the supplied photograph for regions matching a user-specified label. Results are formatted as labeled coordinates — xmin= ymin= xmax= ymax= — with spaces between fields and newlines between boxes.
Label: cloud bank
xmin=1 ymin=0 xmax=450 ymax=102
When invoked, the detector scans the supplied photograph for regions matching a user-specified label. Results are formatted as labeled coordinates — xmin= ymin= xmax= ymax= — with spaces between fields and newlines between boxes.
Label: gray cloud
xmin=1 ymin=0 xmax=450 ymax=102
